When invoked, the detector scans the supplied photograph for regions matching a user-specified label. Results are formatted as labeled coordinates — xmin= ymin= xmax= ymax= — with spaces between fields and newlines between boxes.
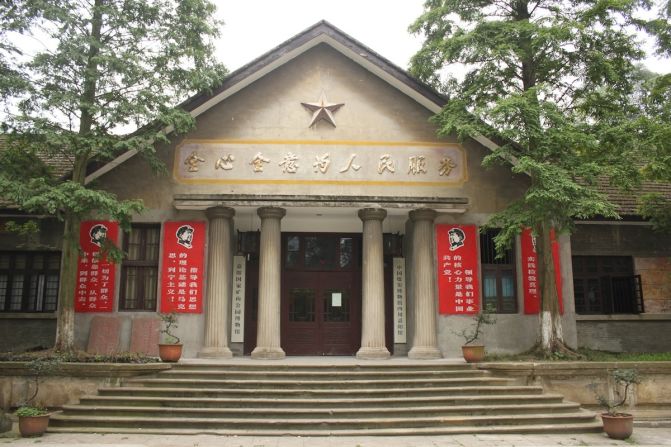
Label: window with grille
xmin=572 ymin=256 xmax=643 ymax=314
xmin=0 ymin=252 xmax=61 ymax=312
xmin=120 ymin=225 xmax=160 ymax=311
xmin=480 ymin=230 xmax=517 ymax=313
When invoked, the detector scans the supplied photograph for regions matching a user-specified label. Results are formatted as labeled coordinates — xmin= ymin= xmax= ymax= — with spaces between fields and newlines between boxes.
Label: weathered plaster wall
xmin=94 ymin=44 xmax=529 ymax=210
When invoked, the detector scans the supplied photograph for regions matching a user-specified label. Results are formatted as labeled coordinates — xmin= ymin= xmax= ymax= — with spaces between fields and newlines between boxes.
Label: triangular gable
xmin=86 ymin=21 xmax=501 ymax=183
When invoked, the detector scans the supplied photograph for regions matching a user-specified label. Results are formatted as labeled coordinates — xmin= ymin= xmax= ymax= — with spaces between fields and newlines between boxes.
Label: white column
xmin=251 ymin=206 xmax=286 ymax=359
xmin=199 ymin=206 xmax=235 ymax=358
xmin=408 ymin=208 xmax=442 ymax=359
xmin=356 ymin=208 xmax=390 ymax=360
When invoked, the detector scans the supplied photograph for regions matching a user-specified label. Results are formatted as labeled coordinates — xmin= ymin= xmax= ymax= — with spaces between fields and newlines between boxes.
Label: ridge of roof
xmin=178 ymin=20 xmax=448 ymax=115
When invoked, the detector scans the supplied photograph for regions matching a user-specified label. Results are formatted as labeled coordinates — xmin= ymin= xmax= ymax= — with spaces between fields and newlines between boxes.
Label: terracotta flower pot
xmin=461 ymin=344 xmax=485 ymax=363
xmin=601 ymin=413 xmax=634 ymax=440
xmin=158 ymin=343 xmax=183 ymax=362
xmin=18 ymin=414 xmax=50 ymax=437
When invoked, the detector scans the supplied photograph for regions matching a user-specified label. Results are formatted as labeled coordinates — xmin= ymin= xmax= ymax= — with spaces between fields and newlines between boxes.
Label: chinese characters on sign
xmin=521 ymin=228 xmax=563 ymax=314
xmin=175 ymin=142 xmax=466 ymax=185
xmin=160 ymin=221 xmax=206 ymax=313
xmin=231 ymin=255 xmax=246 ymax=343
xmin=393 ymin=258 xmax=407 ymax=344
xmin=75 ymin=221 xmax=119 ymax=313
xmin=436 ymin=224 xmax=480 ymax=315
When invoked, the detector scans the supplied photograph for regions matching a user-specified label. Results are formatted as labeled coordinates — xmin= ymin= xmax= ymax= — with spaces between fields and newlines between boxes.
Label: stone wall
xmin=0 ymin=317 xmax=56 ymax=352
xmin=483 ymin=361 xmax=671 ymax=418
xmin=0 ymin=363 xmax=170 ymax=410
xmin=577 ymin=315 xmax=671 ymax=352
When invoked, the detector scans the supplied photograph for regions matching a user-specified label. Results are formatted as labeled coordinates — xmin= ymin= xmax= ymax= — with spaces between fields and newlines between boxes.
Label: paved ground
xmin=2 ymin=428 xmax=671 ymax=447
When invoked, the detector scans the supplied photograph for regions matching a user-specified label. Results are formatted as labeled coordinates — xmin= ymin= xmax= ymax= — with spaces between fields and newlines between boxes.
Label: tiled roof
xmin=595 ymin=177 xmax=671 ymax=216
xmin=0 ymin=135 xmax=73 ymax=179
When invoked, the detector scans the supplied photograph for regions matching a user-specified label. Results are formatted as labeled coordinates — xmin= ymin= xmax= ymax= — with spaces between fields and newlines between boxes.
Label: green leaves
xmin=0 ymin=0 xmax=226 ymax=351
xmin=410 ymin=0 xmax=667 ymax=251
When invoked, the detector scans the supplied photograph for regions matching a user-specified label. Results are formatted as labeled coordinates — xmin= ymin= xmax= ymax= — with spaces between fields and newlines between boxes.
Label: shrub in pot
xmin=158 ymin=312 xmax=182 ymax=362
xmin=595 ymin=369 xmax=640 ymax=440
xmin=453 ymin=305 xmax=496 ymax=363
xmin=15 ymin=406 xmax=50 ymax=437
xmin=14 ymin=357 xmax=59 ymax=437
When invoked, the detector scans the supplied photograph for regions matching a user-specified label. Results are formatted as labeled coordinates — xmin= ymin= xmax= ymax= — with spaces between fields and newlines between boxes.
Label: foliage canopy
xmin=0 ymin=0 xmax=226 ymax=351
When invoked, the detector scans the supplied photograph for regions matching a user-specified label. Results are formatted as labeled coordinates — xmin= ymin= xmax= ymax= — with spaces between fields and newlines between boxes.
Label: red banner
xmin=75 ymin=221 xmax=119 ymax=312
xmin=160 ymin=221 xmax=206 ymax=313
xmin=436 ymin=224 xmax=480 ymax=315
xmin=521 ymin=228 xmax=563 ymax=314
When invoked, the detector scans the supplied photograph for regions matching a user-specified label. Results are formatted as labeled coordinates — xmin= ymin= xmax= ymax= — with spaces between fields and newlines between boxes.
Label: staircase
xmin=49 ymin=361 xmax=602 ymax=436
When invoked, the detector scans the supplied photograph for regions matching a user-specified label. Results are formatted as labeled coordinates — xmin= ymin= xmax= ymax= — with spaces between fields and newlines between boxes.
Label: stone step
xmin=47 ymin=420 xmax=605 ymax=436
xmin=97 ymin=385 xmax=545 ymax=398
xmin=78 ymin=393 xmax=566 ymax=409
xmin=49 ymin=411 xmax=598 ymax=431
xmin=54 ymin=362 xmax=601 ymax=436
xmin=123 ymin=376 xmax=514 ymax=389
xmin=169 ymin=362 xmax=478 ymax=372
xmin=60 ymin=402 xmax=582 ymax=419
xmin=157 ymin=368 xmax=491 ymax=380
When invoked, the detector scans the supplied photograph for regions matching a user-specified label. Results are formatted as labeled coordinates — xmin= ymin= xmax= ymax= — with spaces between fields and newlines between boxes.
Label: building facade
xmin=1 ymin=22 xmax=670 ymax=357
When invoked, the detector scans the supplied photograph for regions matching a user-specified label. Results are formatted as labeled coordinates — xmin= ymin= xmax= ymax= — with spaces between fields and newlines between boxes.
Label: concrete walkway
xmin=2 ymin=428 xmax=671 ymax=446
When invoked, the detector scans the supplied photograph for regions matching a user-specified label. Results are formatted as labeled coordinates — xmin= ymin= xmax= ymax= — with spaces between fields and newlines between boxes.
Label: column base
xmin=356 ymin=346 xmax=390 ymax=360
xmin=198 ymin=347 xmax=234 ymax=359
xmin=251 ymin=346 xmax=286 ymax=360
xmin=408 ymin=346 xmax=443 ymax=360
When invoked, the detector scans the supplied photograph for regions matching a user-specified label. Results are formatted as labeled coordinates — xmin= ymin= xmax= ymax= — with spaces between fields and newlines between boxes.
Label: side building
xmin=1 ymin=22 xmax=670 ymax=358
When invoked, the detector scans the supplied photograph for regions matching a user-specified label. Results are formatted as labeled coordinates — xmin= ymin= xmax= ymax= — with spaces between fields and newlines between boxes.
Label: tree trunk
xmin=536 ymin=220 xmax=564 ymax=352
xmin=53 ymin=211 xmax=81 ymax=352
xmin=53 ymin=0 xmax=103 ymax=352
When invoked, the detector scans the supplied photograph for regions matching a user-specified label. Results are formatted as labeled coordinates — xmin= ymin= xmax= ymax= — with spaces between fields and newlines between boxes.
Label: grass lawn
xmin=486 ymin=348 xmax=671 ymax=362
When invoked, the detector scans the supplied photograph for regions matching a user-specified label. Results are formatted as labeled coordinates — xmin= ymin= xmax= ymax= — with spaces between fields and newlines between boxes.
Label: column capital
xmin=358 ymin=208 xmax=387 ymax=222
xmin=257 ymin=206 xmax=286 ymax=220
xmin=409 ymin=208 xmax=437 ymax=222
xmin=206 ymin=206 xmax=235 ymax=220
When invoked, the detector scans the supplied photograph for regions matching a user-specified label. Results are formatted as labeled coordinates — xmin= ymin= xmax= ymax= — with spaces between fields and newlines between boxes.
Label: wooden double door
xmin=281 ymin=234 xmax=361 ymax=355
xmin=243 ymin=232 xmax=395 ymax=356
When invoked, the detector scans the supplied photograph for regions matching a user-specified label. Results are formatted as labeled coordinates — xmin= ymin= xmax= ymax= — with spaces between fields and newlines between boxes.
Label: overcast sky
xmin=214 ymin=0 xmax=671 ymax=75
xmin=215 ymin=1 xmax=426 ymax=71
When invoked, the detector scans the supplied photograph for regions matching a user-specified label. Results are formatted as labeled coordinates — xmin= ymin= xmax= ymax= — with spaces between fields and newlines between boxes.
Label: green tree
xmin=0 ymin=0 xmax=226 ymax=352
xmin=410 ymin=0 xmax=659 ymax=354
xmin=638 ymin=4 xmax=671 ymax=232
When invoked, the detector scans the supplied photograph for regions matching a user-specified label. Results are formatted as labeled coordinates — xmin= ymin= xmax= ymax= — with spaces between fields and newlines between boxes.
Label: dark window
xmin=289 ymin=288 xmax=315 ymax=322
xmin=283 ymin=234 xmax=361 ymax=272
xmin=572 ymin=256 xmax=643 ymax=314
xmin=0 ymin=252 xmax=60 ymax=312
xmin=480 ymin=230 xmax=517 ymax=313
xmin=120 ymin=225 xmax=160 ymax=311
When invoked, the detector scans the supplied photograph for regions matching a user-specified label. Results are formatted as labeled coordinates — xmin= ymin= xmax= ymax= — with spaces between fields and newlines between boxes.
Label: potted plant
xmin=15 ymin=357 xmax=59 ymax=437
xmin=453 ymin=305 xmax=496 ymax=363
xmin=158 ymin=312 xmax=183 ymax=362
xmin=595 ymin=368 xmax=640 ymax=440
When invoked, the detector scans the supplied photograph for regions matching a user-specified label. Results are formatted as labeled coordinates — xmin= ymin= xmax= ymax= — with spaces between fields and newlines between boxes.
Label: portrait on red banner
xmin=75 ymin=221 xmax=119 ymax=313
xmin=521 ymin=227 xmax=563 ymax=314
xmin=160 ymin=221 xmax=205 ymax=313
xmin=436 ymin=224 xmax=480 ymax=315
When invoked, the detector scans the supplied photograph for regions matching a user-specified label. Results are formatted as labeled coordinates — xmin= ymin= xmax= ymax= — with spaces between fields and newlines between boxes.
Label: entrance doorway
xmin=281 ymin=234 xmax=361 ymax=355
xmin=241 ymin=231 xmax=395 ymax=356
